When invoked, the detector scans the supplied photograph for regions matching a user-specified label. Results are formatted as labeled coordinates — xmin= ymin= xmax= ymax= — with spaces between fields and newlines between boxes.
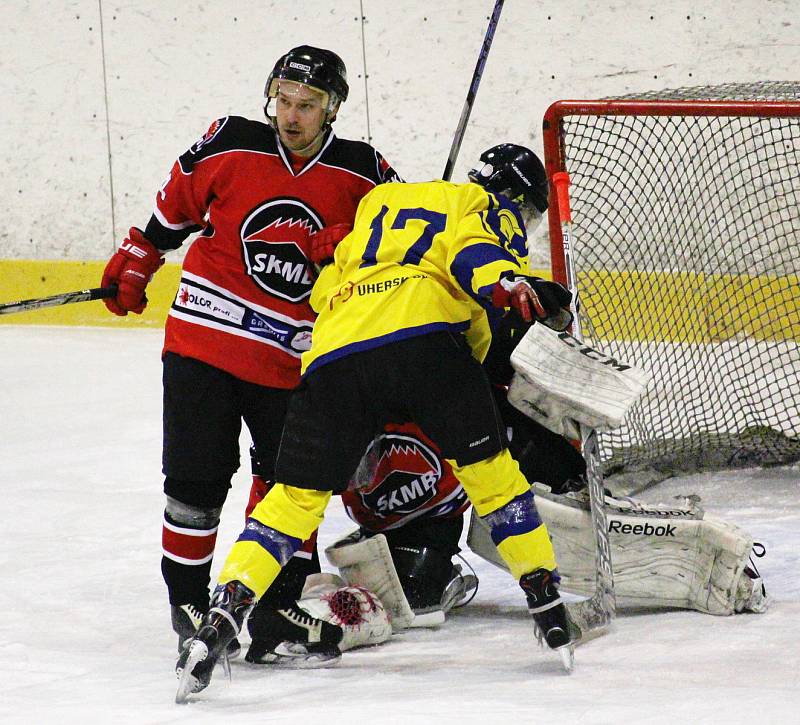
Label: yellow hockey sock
xmin=217 ymin=484 xmax=331 ymax=599
xmin=251 ymin=484 xmax=331 ymax=541
xmin=450 ymin=452 xmax=557 ymax=579
xmin=448 ymin=450 xmax=530 ymax=517
xmin=496 ymin=523 xmax=557 ymax=580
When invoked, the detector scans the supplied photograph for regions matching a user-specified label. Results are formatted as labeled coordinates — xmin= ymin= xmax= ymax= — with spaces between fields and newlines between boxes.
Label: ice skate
xmin=440 ymin=563 xmax=479 ymax=613
xmin=245 ymin=602 xmax=343 ymax=668
xmin=175 ymin=581 xmax=255 ymax=703
xmin=519 ymin=568 xmax=575 ymax=673
xmin=171 ymin=602 xmax=241 ymax=658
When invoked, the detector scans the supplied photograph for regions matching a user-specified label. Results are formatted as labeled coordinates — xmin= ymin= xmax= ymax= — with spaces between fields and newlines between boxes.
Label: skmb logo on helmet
xmin=358 ymin=433 xmax=443 ymax=517
xmin=240 ymin=198 xmax=323 ymax=301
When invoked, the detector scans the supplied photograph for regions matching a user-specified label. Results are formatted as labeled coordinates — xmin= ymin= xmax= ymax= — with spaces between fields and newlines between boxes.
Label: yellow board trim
xmin=0 ymin=259 xmax=182 ymax=327
xmin=3 ymin=260 xmax=796 ymax=343
xmin=0 ymin=259 xmax=548 ymax=328
xmin=577 ymin=269 xmax=799 ymax=343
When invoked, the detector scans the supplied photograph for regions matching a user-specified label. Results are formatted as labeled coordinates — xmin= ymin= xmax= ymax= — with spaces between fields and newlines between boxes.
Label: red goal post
xmin=541 ymin=85 xmax=800 ymax=481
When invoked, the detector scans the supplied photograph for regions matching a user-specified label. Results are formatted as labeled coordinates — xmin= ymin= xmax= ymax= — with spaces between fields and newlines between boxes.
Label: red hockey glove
xmin=491 ymin=273 xmax=574 ymax=331
xmin=101 ymin=227 xmax=164 ymax=316
xmin=309 ymin=223 xmax=352 ymax=266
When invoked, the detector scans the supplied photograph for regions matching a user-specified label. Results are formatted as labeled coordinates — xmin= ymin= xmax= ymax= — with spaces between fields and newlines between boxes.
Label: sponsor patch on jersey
xmin=247 ymin=312 xmax=292 ymax=344
xmin=175 ymin=283 xmax=245 ymax=323
xmin=240 ymin=199 xmax=323 ymax=301
xmin=356 ymin=433 xmax=443 ymax=518
xmin=290 ymin=329 xmax=313 ymax=352
xmin=172 ymin=275 xmax=313 ymax=355
xmin=356 ymin=274 xmax=427 ymax=297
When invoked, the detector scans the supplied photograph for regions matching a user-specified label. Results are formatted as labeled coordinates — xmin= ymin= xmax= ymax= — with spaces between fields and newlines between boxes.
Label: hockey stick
xmin=551 ymin=171 xmax=616 ymax=635
xmin=442 ymin=0 xmax=504 ymax=181
xmin=0 ymin=285 xmax=118 ymax=315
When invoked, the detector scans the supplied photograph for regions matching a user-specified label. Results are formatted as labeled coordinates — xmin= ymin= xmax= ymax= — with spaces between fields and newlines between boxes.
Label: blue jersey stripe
xmin=304 ymin=319 xmax=471 ymax=376
xmin=450 ymin=242 xmax=518 ymax=303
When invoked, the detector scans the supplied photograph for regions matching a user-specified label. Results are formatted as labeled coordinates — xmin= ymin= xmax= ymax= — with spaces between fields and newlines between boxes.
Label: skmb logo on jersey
xmin=358 ymin=433 xmax=443 ymax=517
xmin=241 ymin=199 xmax=323 ymax=302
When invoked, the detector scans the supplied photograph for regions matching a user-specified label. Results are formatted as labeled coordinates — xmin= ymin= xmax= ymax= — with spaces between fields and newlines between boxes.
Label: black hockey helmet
xmin=265 ymin=45 xmax=349 ymax=122
xmin=469 ymin=143 xmax=549 ymax=233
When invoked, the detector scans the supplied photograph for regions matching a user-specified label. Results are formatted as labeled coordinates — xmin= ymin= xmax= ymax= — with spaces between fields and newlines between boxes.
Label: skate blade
xmin=269 ymin=642 xmax=342 ymax=669
xmin=175 ymin=640 xmax=209 ymax=704
xmin=557 ymin=644 xmax=575 ymax=674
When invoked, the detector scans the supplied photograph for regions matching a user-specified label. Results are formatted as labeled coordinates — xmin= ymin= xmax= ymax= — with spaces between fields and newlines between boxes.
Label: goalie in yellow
xmin=175 ymin=144 xmax=577 ymax=701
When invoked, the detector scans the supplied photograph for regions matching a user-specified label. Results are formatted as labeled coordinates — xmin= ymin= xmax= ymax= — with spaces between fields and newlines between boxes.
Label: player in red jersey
xmin=100 ymin=45 xmax=400 ymax=655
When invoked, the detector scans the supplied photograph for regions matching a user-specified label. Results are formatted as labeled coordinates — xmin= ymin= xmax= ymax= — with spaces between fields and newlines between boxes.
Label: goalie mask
xmin=264 ymin=45 xmax=349 ymax=126
xmin=469 ymin=143 xmax=549 ymax=235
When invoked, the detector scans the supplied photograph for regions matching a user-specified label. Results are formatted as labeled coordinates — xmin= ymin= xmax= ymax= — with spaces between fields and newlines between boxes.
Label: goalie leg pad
xmin=468 ymin=485 xmax=767 ymax=615
xmin=735 ymin=566 xmax=769 ymax=613
xmin=326 ymin=529 xmax=482 ymax=629
xmin=325 ymin=531 xmax=417 ymax=630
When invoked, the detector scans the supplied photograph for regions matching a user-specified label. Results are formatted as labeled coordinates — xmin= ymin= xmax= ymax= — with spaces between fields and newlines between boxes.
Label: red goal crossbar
xmin=542 ymin=98 xmax=800 ymax=286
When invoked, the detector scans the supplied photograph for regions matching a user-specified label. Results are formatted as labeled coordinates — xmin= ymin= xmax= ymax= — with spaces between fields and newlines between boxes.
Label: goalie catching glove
xmin=491 ymin=273 xmax=573 ymax=331
xmin=309 ymin=223 xmax=352 ymax=266
xmin=101 ymin=227 xmax=164 ymax=315
xmin=245 ymin=573 xmax=392 ymax=667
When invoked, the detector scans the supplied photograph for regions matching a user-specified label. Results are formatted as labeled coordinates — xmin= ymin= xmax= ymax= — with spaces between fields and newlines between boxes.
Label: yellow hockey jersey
xmin=303 ymin=180 xmax=529 ymax=374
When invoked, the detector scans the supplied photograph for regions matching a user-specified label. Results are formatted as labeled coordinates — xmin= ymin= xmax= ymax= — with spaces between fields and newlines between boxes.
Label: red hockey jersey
xmin=143 ymin=116 xmax=399 ymax=388
xmin=341 ymin=422 xmax=470 ymax=532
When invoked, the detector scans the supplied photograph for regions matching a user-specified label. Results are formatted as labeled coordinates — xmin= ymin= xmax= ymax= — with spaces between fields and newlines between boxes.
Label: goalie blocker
xmin=507 ymin=322 xmax=651 ymax=439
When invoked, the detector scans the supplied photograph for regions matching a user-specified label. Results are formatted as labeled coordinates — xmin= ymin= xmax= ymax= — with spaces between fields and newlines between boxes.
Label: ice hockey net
xmin=542 ymin=82 xmax=800 ymax=482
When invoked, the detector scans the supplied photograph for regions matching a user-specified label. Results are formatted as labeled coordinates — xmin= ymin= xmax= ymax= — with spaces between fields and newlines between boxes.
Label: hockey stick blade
xmin=0 ymin=285 xmax=117 ymax=315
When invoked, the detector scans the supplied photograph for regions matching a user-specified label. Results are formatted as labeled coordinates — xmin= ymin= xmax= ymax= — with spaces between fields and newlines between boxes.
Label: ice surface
xmin=0 ymin=327 xmax=797 ymax=724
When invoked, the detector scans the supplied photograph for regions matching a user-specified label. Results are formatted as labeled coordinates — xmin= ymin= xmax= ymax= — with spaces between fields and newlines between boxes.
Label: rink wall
xmin=2 ymin=0 xmax=799 ymax=327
